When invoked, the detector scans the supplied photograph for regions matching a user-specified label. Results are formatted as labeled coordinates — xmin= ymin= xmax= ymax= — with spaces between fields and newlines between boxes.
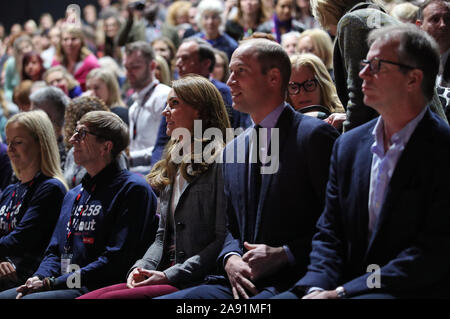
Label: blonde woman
xmin=85 ymin=68 xmax=129 ymax=125
xmin=288 ymin=53 xmax=345 ymax=129
xmin=51 ymin=25 xmax=100 ymax=90
xmin=153 ymin=55 xmax=172 ymax=87
xmin=0 ymin=110 xmax=67 ymax=291
xmin=297 ymin=28 xmax=334 ymax=74
xmin=78 ymin=75 xmax=230 ymax=299
xmin=43 ymin=65 xmax=83 ymax=99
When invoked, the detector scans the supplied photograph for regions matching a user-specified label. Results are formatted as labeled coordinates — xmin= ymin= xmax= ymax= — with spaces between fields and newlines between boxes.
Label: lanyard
xmin=3 ymin=173 xmax=39 ymax=232
xmin=133 ymin=83 xmax=158 ymax=140
xmin=64 ymin=183 xmax=96 ymax=252
xmin=71 ymin=165 xmax=83 ymax=188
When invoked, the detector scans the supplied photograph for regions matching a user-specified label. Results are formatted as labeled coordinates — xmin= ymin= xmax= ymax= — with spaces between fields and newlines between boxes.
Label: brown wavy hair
xmin=147 ymin=75 xmax=231 ymax=192
xmin=63 ymin=96 xmax=109 ymax=150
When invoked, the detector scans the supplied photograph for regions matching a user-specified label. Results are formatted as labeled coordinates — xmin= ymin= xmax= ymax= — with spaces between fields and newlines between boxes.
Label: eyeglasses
xmin=360 ymin=57 xmax=416 ymax=74
xmin=72 ymin=127 xmax=104 ymax=141
xmin=288 ymin=79 xmax=318 ymax=95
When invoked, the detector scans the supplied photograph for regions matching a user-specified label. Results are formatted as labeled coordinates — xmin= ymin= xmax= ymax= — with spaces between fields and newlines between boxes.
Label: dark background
xmin=0 ymin=0 xmax=99 ymax=33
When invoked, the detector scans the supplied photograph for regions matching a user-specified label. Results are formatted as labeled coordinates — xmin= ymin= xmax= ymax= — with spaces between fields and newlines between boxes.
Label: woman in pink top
xmin=51 ymin=25 xmax=99 ymax=91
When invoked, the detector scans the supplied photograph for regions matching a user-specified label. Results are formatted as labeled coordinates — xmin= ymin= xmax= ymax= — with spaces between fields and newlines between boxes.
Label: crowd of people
xmin=0 ymin=0 xmax=449 ymax=300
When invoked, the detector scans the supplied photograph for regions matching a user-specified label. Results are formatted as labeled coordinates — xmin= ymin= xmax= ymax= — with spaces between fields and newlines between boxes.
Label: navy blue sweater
xmin=34 ymin=162 xmax=158 ymax=291
xmin=0 ymin=174 xmax=67 ymax=282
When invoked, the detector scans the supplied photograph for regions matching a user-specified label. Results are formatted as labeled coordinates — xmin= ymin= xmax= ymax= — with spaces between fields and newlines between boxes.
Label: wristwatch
xmin=335 ymin=286 xmax=347 ymax=299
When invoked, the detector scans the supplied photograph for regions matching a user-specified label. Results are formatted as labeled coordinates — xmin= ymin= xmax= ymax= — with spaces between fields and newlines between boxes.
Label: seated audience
xmin=62 ymin=96 xmax=128 ymax=189
xmin=43 ymin=65 xmax=83 ymax=99
xmin=193 ymin=0 xmax=238 ymax=60
xmin=0 ymin=110 xmax=67 ymax=291
xmin=158 ymin=38 xmax=338 ymax=300
xmin=225 ymin=0 xmax=271 ymax=42
xmin=153 ymin=55 xmax=172 ymax=87
xmin=257 ymin=0 xmax=305 ymax=43
xmin=297 ymin=28 xmax=334 ymax=78
xmin=281 ymin=31 xmax=301 ymax=56
xmin=78 ymin=75 xmax=230 ymax=299
xmin=0 ymin=111 xmax=158 ymax=299
xmin=29 ymin=86 xmax=70 ymax=169
xmin=211 ymin=48 xmax=230 ymax=83
xmin=51 ymin=25 xmax=100 ymax=91
xmin=273 ymin=24 xmax=450 ymax=300
xmin=85 ymin=68 xmax=129 ymax=126
xmin=21 ymin=51 xmax=46 ymax=82
xmin=288 ymin=53 xmax=345 ymax=130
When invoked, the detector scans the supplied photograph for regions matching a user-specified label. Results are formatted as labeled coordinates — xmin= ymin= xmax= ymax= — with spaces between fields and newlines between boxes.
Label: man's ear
xmin=102 ymin=140 xmax=114 ymax=156
xmin=202 ymin=58 xmax=212 ymax=74
xmin=406 ymin=68 xmax=424 ymax=92
xmin=267 ymin=67 xmax=282 ymax=88
xmin=150 ymin=60 xmax=156 ymax=71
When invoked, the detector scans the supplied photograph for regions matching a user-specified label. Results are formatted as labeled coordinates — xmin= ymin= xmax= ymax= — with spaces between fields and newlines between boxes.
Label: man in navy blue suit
xmin=274 ymin=24 xmax=450 ymax=299
xmin=158 ymin=38 xmax=339 ymax=299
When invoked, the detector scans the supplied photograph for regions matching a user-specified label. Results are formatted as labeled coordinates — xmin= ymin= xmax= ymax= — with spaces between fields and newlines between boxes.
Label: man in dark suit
xmin=158 ymin=38 xmax=339 ymax=299
xmin=274 ymin=24 xmax=450 ymax=299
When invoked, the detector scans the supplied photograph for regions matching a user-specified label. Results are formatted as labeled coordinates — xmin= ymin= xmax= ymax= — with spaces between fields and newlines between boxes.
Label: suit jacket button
xmin=176 ymin=222 xmax=184 ymax=229
xmin=178 ymin=251 xmax=186 ymax=259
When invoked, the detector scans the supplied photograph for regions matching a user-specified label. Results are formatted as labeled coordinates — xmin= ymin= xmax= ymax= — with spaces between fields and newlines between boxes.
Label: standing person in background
xmin=416 ymin=0 xmax=450 ymax=88
xmin=310 ymin=0 xmax=447 ymax=130
xmin=0 ymin=111 xmax=158 ymax=299
xmin=0 ymin=110 xmax=67 ymax=291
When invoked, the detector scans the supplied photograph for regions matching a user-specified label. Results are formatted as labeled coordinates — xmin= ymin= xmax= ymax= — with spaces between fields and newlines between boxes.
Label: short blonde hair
xmin=86 ymin=67 xmax=125 ymax=107
xmin=390 ymin=2 xmax=419 ymax=24
xmin=6 ymin=110 xmax=68 ymax=189
xmin=43 ymin=65 xmax=80 ymax=90
xmin=298 ymin=29 xmax=334 ymax=69
xmin=289 ymin=53 xmax=344 ymax=113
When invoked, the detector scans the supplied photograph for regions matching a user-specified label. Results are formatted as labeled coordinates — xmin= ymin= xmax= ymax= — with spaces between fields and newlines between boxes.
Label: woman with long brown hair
xmin=78 ymin=75 xmax=230 ymax=299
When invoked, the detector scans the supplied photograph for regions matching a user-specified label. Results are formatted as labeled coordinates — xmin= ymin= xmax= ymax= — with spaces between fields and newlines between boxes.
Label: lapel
xmin=233 ymin=130 xmax=251 ymax=243
xmin=173 ymin=169 xmax=203 ymax=217
xmin=253 ymin=106 xmax=292 ymax=242
xmin=354 ymin=128 xmax=374 ymax=250
xmin=365 ymin=110 xmax=433 ymax=255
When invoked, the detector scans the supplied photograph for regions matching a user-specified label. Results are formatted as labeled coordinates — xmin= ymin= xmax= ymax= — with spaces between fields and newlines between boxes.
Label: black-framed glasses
xmin=360 ymin=57 xmax=416 ymax=74
xmin=288 ymin=79 xmax=318 ymax=95
xmin=72 ymin=127 xmax=104 ymax=141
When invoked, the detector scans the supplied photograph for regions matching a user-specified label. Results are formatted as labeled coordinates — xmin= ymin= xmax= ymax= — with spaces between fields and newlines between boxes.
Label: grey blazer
xmin=129 ymin=162 xmax=227 ymax=289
